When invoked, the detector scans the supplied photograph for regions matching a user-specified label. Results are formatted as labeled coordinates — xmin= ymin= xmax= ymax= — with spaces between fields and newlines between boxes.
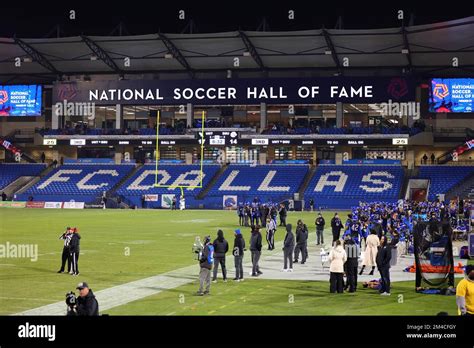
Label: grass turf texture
xmin=0 ymin=209 xmax=459 ymax=315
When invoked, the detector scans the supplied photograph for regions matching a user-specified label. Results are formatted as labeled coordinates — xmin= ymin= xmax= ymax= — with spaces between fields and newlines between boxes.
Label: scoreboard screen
xmin=0 ymin=85 xmax=42 ymax=116
xmin=429 ymin=78 xmax=474 ymax=113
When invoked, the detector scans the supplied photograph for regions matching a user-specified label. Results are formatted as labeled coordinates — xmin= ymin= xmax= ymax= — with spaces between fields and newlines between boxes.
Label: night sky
xmin=0 ymin=1 xmax=472 ymax=38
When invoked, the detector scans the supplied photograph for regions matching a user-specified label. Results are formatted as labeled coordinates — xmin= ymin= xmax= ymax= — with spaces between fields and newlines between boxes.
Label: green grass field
xmin=0 ymin=209 xmax=460 ymax=315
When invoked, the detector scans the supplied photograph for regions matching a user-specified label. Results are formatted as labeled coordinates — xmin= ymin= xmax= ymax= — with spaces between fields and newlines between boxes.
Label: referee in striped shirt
xmin=57 ymin=227 xmax=72 ymax=273
xmin=266 ymin=217 xmax=276 ymax=250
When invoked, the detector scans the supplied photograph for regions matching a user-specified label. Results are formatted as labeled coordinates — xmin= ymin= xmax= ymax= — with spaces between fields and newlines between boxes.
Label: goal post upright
xmin=153 ymin=109 xmax=205 ymax=190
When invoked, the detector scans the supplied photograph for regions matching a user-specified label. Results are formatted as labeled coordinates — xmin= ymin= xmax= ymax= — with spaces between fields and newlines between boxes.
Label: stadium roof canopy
xmin=0 ymin=16 xmax=473 ymax=83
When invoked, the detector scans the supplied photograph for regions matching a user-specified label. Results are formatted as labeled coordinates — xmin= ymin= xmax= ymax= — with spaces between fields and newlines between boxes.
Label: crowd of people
xmin=197 ymin=199 xmax=472 ymax=302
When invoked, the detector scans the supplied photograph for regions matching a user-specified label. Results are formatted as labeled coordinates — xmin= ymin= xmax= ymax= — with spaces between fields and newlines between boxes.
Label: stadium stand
xmin=117 ymin=164 xmax=220 ymax=208
xmin=206 ymin=164 xmax=309 ymax=204
xmin=304 ymin=164 xmax=404 ymax=209
xmin=0 ymin=163 xmax=46 ymax=190
xmin=418 ymin=165 xmax=474 ymax=200
xmin=17 ymin=164 xmax=135 ymax=203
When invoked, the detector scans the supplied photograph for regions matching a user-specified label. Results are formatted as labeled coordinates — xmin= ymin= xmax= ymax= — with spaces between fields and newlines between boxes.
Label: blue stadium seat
xmin=0 ymin=164 xmax=46 ymax=190
xmin=304 ymin=165 xmax=403 ymax=209
xmin=20 ymin=164 xmax=134 ymax=202
xmin=418 ymin=166 xmax=474 ymax=200
xmin=206 ymin=164 xmax=309 ymax=203
xmin=117 ymin=164 xmax=220 ymax=207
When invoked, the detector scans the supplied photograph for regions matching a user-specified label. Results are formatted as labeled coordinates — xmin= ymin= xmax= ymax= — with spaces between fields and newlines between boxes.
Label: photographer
xmin=67 ymin=282 xmax=99 ymax=316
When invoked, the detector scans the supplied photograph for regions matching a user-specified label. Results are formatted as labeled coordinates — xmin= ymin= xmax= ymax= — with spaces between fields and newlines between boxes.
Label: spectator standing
xmin=212 ymin=230 xmax=229 ymax=283
xmin=359 ymin=230 xmax=379 ymax=275
xmin=376 ymin=236 xmax=392 ymax=296
xmin=197 ymin=236 xmax=214 ymax=296
xmin=249 ymin=225 xmax=263 ymax=277
xmin=331 ymin=213 xmax=343 ymax=244
xmin=456 ymin=265 xmax=474 ymax=316
xmin=279 ymin=204 xmax=287 ymax=226
xmin=294 ymin=220 xmax=308 ymax=264
xmin=344 ymin=236 xmax=360 ymax=292
xmin=329 ymin=240 xmax=347 ymax=293
xmin=282 ymin=224 xmax=295 ymax=272
xmin=232 ymin=229 xmax=245 ymax=282
xmin=315 ymin=212 xmax=325 ymax=245
xmin=266 ymin=216 xmax=276 ymax=250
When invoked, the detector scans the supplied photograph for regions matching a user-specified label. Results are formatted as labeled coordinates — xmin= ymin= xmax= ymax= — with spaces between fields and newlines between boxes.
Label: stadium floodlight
xmin=23 ymin=57 xmax=33 ymax=63
xmin=164 ymin=53 xmax=174 ymax=59
xmin=243 ymin=51 xmax=251 ymax=57
xmin=90 ymin=55 xmax=98 ymax=61
xmin=401 ymin=48 xmax=409 ymax=54
xmin=324 ymin=50 xmax=332 ymax=55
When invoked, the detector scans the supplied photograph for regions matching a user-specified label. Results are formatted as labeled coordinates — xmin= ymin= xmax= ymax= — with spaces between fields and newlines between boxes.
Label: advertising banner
xmin=63 ymin=201 xmax=85 ymax=209
xmin=44 ymin=202 xmax=63 ymax=209
xmin=161 ymin=194 xmax=175 ymax=208
xmin=144 ymin=194 xmax=158 ymax=202
xmin=223 ymin=195 xmax=238 ymax=209
xmin=0 ymin=201 xmax=26 ymax=208
xmin=25 ymin=201 xmax=45 ymax=208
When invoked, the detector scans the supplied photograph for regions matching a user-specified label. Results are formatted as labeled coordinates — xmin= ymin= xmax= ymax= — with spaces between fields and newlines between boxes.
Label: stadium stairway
xmin=196 ymin=164 xmax=228 ymax=199
xmin=106 ymin=163 xmax=144 ymax=208
xmin=297 ymin=165 xmax=317 ymax=199
xmin=108 ymin=163 xmax=144 ymax=196
xmin=10 ymin=164 xmax=54 ymax=197
xmin=399 ymin=166 xmax=419 ymax=199
xmin=445 ymin=171 xmax=474 ymax=200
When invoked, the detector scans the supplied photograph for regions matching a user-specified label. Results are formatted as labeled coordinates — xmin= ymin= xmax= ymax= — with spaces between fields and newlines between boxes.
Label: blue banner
xmin=53 ymin=77 xmax=415 ymax=105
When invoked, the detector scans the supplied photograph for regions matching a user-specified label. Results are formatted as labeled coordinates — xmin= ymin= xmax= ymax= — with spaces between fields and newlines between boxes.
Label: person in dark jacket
xmin=198 ymin=236 xmax=214 ymax=295
xmin=294 ymin=220 xmax=308 ymax=264
xmin=249 ymin=225 xmax=262 ymax=277
xmin=283 ymin=224 xmax=295 ymax=272
xmin=315 ymin=213 xmax=325 ymax=245
xmin=57 ymin=227 xmax=72 ymax=273
xmin=233 ymin=229 xmax=246 ymax=281
xmin=376 ymin=235 xmax=392 ymax=295
xmin=344 ymin=236 xmax=360 ymax=292
xmin=212 ymin=230 xmax=229 ymax=282
xmin=279 ymin=204 xmax=287 ymax=226
xmin=331 ymin=213 xmax=343 ymax=244
xmin=75 ymin=282 xmax=99 ymax=316
xmin=69 ymin=227 xmax=81 ymax=276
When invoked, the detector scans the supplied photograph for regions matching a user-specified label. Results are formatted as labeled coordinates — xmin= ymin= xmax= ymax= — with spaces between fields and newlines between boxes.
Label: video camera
xmin=192 ymin=236 xmax=203 ymax=261
xmin=65 ymin=291 xmax=77 ymax=315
